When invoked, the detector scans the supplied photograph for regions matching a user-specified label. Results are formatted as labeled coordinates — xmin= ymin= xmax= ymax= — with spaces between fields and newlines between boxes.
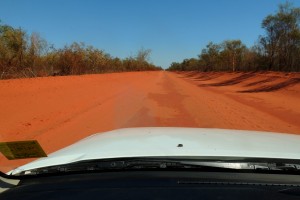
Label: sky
xmin=1 ymin=0 xmax=300 ymax=69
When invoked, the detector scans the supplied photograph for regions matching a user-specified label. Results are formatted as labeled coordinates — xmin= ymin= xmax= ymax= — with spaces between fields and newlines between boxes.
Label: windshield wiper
xmin=14 ymin=158 xmax=300 ymax=176
xmin=183 ymin=161 xmax=300 ymax=171
xmin=15 ymin=159 xmax=199 ymax=176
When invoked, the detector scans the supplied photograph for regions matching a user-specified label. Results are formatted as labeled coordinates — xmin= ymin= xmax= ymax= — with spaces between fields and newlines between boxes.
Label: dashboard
xmin=1 ymin=171 xmax=300 ymax=200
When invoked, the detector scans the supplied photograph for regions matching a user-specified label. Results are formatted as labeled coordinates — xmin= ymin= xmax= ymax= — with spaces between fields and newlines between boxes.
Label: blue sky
xmin=1 ymin=0 xmax=300 ymax=68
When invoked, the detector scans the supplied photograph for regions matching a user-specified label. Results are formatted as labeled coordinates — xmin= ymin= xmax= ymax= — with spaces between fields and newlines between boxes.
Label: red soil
xmin=0 ymin=71 xmax=299 ymax=172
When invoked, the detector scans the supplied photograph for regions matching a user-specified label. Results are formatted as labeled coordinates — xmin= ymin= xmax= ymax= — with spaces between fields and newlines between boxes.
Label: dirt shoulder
xmin=174 ymin=71 xmax=300 ymax=132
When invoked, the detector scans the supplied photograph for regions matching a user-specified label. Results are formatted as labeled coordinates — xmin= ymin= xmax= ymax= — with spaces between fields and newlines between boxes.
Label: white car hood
xmin=9 ymin=127 xmax=300 ymax=175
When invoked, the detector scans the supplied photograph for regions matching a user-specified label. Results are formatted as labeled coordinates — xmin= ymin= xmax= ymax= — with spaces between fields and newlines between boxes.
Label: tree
xmin=198 ymin=42 xmax=221 ymax=71
xmin=136 ymin=47 xmax=151 ymax=63
xmin=0 ymin=24 xmax=27 ymax=78
xmin=260 ymin=2 xmax=300 ymax=71
xmin=26 ymin=32 xmax=48 ymax=76
xmin=221 ymin=40 xmax=246 ymax=71
xmin=167 ymin=62 xmax=181 ymax=71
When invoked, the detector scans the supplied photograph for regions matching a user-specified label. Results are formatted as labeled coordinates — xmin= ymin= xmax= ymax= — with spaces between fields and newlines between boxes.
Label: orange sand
xmin=0 ymin=71 xmax=299 ymax=172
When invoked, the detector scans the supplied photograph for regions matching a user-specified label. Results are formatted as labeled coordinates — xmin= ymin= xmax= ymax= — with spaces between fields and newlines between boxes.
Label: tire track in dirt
xmin=124 ymin=72 xmax=199 ymax=127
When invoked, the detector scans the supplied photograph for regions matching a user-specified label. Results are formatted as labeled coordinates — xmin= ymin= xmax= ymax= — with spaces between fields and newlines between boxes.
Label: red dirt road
xmin=1 ymin=71 xmax=300 ymax=172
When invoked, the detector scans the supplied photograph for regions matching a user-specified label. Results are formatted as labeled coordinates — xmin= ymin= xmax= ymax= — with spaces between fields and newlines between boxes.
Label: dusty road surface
xmin=0 ymin=71 xmax=300 ymax=172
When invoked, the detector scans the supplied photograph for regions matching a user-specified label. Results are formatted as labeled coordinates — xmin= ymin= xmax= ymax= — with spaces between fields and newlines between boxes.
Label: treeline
xmin=168 ymin=2 xmax=300 ymax=72
xmin=0 ymin=24 xmax=161 ymax=80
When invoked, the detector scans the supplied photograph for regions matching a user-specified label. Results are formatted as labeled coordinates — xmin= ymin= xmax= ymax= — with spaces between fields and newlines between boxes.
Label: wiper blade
xmin=184 ymin=161 xmax=300 ymax=171
xmin=16 ymin=159 xmax=197 ymax=176
xmin=255 ymin=163 xmax=300 ymax=171
xmin=15 ymin=159 xmax=300 ymax=176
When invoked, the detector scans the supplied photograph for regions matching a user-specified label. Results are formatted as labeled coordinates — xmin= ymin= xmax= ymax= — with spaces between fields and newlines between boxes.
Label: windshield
xmin=0 ymin=0 xmax=300 ymax=175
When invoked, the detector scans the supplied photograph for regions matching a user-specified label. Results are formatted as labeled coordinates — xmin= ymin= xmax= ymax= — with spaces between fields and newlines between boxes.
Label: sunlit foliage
xmin=0 ymin=22 xmax=161 ymax=79
xmin=167 ymin=2 xmax=300 ymax=72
